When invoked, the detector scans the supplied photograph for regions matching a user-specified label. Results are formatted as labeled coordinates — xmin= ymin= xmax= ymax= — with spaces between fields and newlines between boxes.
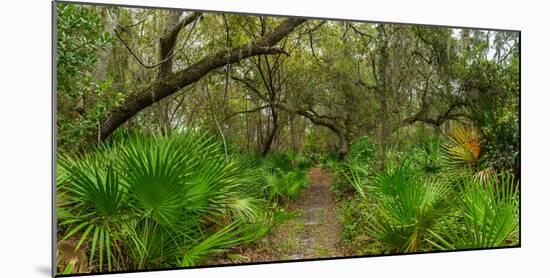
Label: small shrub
xmin=428 ymin=171 xmax=519 ymax=249
xmin=265 ymin=168 xmax=309 ymax=202
xmin=337 ymin=197 xmax=384 ymax=255
xmin=409 ymin=135 xmax=444 ymax=174
xmin=365 ymin=161 xmax=451 ymax=253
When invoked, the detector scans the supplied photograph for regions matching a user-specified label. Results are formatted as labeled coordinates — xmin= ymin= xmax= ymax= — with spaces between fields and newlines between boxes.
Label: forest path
xmin=238 ymin=167 xmax=344 ymax=262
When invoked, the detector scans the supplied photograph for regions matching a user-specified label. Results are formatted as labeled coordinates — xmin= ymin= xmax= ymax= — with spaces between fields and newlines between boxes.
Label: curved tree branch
xmin=222 ymin=105 xmax=271 ymax=123
xmin=398 ymin=100 xmax=469 ymax=131
xmin=99 ymin=18 xmax=307 ymax=140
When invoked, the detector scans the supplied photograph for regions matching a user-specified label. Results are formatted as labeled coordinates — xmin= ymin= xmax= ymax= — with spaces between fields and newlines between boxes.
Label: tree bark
xmin=261 ymin=107 xmax=278 ymax=156
xmin=158 ymin=11 xmax=201 ymax=79
xmin=99 ymin=18 xmax=306 ymax=140
xmin=376 ymin=25 xmax=391 ymax=146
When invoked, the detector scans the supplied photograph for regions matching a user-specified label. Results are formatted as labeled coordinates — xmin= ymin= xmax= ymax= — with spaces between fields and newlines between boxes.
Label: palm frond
xmin=179 ymin=220 xmax=265 ymax=267
xmin=442 ymin=125 xmax=482 ymax=169
xmin=58 ymin=148 xmax=126 ymax=272
xmin=365 ymin=161 xmax=450 ymax=252
xmin=428 ymin=171 xmax=519 ymax=249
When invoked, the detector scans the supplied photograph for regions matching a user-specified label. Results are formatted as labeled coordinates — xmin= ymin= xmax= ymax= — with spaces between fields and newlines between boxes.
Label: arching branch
xmin=99 ymin=18 xmax=307 ymax=140
xmin=222 ymin=105 xmax=271 ymax=123
xmin=398 ymin=100 xmax=469 ymax=131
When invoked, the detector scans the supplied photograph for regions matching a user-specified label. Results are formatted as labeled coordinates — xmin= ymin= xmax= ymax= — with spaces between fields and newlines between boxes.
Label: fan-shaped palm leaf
xmin=442 ymin=125 xmax=482 ymax=168
xmin=365 ymin=161 xmax=451 ymax=252
xmin=58 ymin=149 xmax=126 ymax=272
xmin=427 ymin=172 xmax=519 ymax=249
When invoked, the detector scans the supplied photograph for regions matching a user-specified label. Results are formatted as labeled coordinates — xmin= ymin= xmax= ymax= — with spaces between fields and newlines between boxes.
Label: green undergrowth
xmin=56 ymin=131 xmax=310 ymax=274
xmin=333 ymin=132 xmax=519 ymax=255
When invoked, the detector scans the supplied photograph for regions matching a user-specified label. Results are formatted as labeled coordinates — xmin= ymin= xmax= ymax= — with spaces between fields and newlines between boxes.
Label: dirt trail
xmin=238 ymin=167 xmax=344 ymax=262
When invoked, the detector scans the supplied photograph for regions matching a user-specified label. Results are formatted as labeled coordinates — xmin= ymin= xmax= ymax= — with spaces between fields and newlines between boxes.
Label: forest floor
xmin=229 ymin=167 xmax=344 ymax=263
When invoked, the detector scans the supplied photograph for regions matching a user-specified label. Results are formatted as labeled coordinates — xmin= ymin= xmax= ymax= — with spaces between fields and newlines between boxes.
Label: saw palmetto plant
xmin=57 ymin=149 xmax=127 ymax=272
xmin=410 ymin=135 xmax=444 ymax=174
xmin=342 ymin=160 xmax=370 ymax=199
xmin=427 ymin=171 xmax=519 ymax=249
xmin=442 ymin=125 xmax=483 ymax=170
xmin=338 ymin=137 xmax=376 ymax=199
xmin=265 ymin=168 xmax=309 ymax=202
xmin=365 ymin=161 xmax=451 ymax=253
xmin=57 ymin=131 xmax=269 ymax=272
